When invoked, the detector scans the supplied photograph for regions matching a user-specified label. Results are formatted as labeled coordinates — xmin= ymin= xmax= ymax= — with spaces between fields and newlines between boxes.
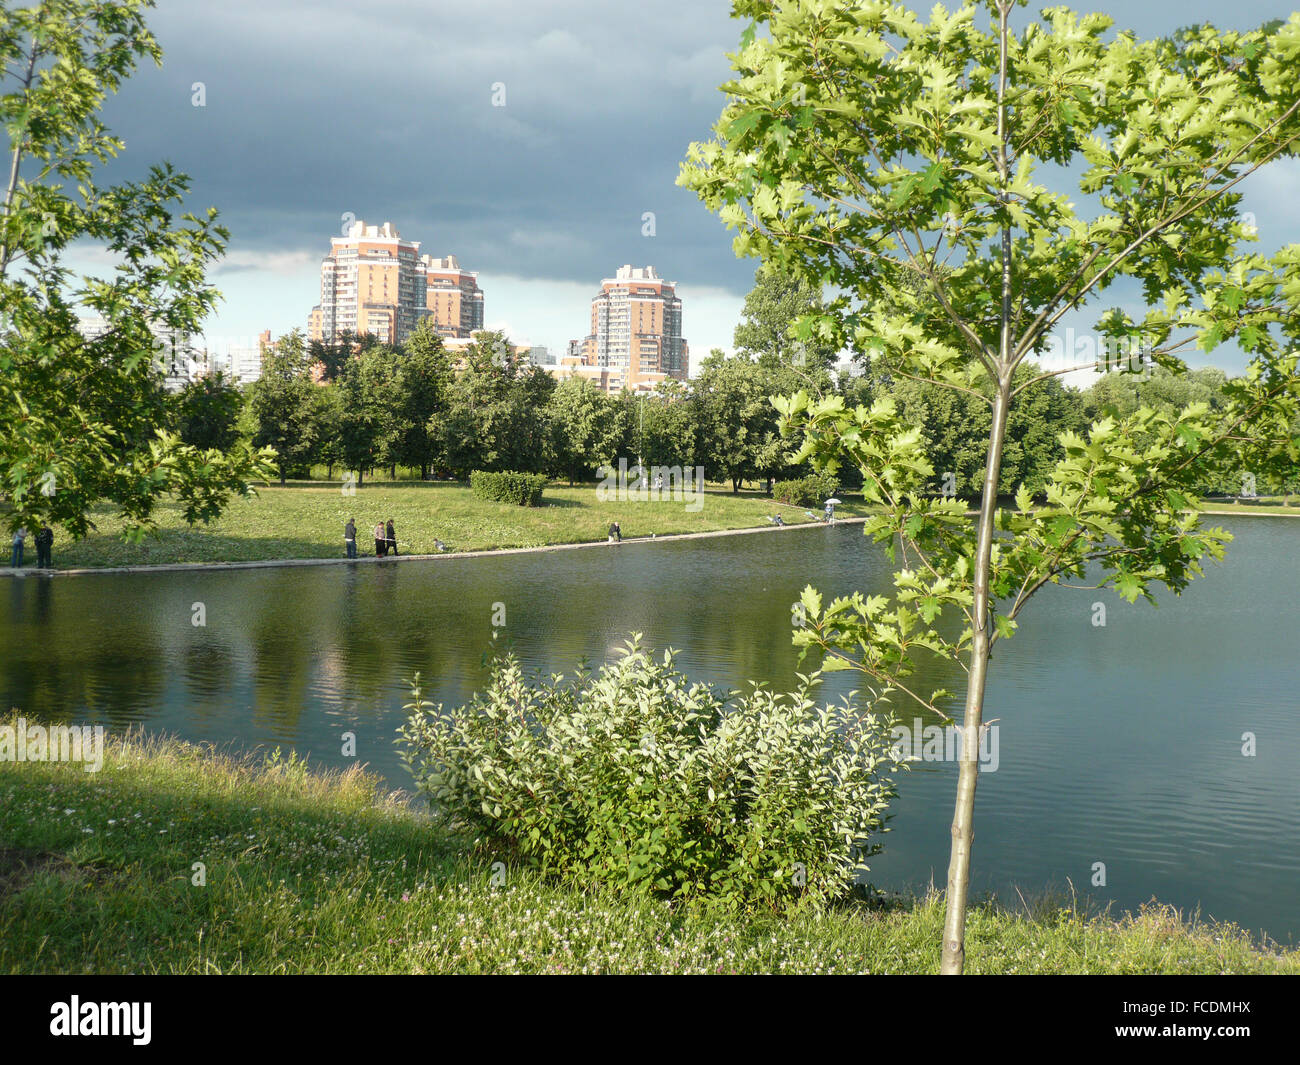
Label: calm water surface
xmin=3 ymin=518 xmax=1297 ymax=940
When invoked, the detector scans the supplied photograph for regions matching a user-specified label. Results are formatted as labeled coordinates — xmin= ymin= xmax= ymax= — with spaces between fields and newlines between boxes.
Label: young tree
xmin=636 ymin=381 xmax=704 ymax=472
xmin=682 ymin=1 xmax=1300 ymax=972
xmin=0 ymin=0 xmax=273 ymax=538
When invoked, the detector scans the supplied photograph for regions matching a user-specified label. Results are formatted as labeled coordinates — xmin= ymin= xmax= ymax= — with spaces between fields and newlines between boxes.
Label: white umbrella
xmin=825 ymin=498 xmax=842 ymax=506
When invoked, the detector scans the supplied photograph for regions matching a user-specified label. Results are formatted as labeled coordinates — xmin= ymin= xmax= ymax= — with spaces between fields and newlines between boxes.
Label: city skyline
xmin=64 ymin=0 xmax=1300 ymax=377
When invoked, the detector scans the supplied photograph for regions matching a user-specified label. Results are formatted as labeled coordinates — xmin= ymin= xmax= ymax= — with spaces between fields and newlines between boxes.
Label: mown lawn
xmin=1 ymin=730 xmax=1294 ymax=975
xmin=9 ymin=481 xmax=869 ymax=570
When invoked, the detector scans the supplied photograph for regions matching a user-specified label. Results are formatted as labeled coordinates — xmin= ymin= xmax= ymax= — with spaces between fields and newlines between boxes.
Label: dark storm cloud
xmin=97 ymin=0 xmax=750 ymax=289
xmin=93 ymin=0 xmax=1297 ymax=305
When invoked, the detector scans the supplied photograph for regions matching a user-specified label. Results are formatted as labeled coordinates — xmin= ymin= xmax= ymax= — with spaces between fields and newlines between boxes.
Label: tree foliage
xmin=682 ymin=0 xmax=1300 ymax=972
xmin=0 ymin=0 xmax=274 ymax=537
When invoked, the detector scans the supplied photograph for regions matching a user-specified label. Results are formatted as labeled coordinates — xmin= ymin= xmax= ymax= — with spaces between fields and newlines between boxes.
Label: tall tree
xmin=309 ymin=328 xmax=378 ymax=383
xmin=171 ymin=370 xmax=244 ymax=452
xmin=247 ymin=331 xmax=318 ymax=485
xmin=734 ymin=263 xmax=838 ymax=371
xmin=0 ymin=0 xmax=273 ymax=538
xmin=683 ymin=1 xmax=1300 ymax=972
xmin=548 ymin=377 xmax=628 ymax=484
xmin=435 ymin=331 xmax=555 ymax=477
xmin=336 ymin=343 xmax=402 ymax=485
xmin=393 ymin=321 xmax=452 ymax=480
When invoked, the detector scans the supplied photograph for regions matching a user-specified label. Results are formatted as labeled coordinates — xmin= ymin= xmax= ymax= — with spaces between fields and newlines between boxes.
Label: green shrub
xmin=398 ymin=637 xmax=898 ymax=911
xmin=773 ymin=473 xmax=839 ymax=509
xmin=470 ymin=469 xmax=548 ymax=506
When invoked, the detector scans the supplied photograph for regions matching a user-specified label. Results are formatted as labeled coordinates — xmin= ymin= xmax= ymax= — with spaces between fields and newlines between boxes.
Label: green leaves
xmin=0 ymin=1 xmax=268 ymax=540
xmin=398 ymin=637 xmax=900 ymax=911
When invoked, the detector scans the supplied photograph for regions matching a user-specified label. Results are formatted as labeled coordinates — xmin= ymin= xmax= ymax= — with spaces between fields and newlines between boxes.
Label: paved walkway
xmin=1 ymin=516 xmax=869 ymax=579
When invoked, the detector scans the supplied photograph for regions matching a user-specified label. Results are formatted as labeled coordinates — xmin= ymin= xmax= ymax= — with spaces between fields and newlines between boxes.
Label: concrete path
xmin=0 ymin=516 xmax=869 ymax=579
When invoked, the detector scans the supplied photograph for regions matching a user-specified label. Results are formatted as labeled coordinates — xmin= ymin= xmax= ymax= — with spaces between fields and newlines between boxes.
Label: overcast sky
xmin=80 ymin=0 xmax=1300 ymax=374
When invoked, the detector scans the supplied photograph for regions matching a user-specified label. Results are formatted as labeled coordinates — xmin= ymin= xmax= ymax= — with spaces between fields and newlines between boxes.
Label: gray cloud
xmin=92 ymin=0 xmax=1297 ymax=314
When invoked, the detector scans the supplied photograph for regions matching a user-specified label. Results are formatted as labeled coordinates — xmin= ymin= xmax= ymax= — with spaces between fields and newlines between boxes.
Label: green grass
xmin=1 ymin=729 xmax=1293 ymax=974
xmin=1198 ymin=496 xmax=1300 ymax=516
xmin=12 ymin=481 xmax=868 ymax=570
xmin=9 ymin=481 xmax=1296 ymax=572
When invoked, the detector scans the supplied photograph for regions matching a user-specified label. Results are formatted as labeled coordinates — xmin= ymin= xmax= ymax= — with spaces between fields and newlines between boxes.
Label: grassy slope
xmin=8 ymin=481 xmax=1295 ymax=572
xmin=1 ymin=733 xmax=1293 ymax=975
xmin=15 ymin=482 xmax=865 ymax=570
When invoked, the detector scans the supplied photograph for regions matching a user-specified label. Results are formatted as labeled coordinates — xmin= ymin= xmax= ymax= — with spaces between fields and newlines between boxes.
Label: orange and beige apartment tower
xmin=308 ymin=220 xmax=484 ymax=345
xmin=566 ymin=265 xmax=687 ymax=393
xmin=422 ymin=254 xmax=484 ymax=338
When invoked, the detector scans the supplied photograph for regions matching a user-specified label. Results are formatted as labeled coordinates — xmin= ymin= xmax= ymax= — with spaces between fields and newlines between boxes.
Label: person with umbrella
xmin=824 ymin=497 xmax=841 ymax=523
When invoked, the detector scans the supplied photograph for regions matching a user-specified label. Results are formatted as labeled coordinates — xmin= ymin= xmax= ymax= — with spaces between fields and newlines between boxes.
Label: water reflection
xmin=2 ymin=519 xmax=1297 ymax=941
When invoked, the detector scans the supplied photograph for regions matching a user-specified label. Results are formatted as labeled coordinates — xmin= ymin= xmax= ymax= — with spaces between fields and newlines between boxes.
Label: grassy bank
xmin=7 ymin=483 xmax=1295 ymax=573
xmin=6 ymin=481 xmax=867 ymax=571
xmin=1 ymin=730 xmax=1293 ymax=975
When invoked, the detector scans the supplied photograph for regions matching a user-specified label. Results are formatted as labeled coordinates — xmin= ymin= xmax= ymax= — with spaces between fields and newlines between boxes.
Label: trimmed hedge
xmin=470 ymin=470 xmax=548 ymax=507
xmin=773 ymin=473 xmax=839 ymax=509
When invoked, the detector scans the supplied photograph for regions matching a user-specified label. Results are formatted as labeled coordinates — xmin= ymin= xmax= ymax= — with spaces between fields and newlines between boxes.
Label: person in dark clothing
xmin=344 ymin=518 xmax=357 ymax=559
xmin=386 ymin=518 xmax=398 ymax=556
xmin=608 ymin=521 xmax=622 ymax=543
xmin=374 ymin=521 xmax=386 ymax=557
xmin=35 ymin=524 xmax=53 ymax=568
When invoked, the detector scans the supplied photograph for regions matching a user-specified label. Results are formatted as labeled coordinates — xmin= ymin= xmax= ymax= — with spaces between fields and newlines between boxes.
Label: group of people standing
xmin=10 ymin=525 xmax=54 ymax=569
xmin=343 ymin=518 xmax=399 ymax=559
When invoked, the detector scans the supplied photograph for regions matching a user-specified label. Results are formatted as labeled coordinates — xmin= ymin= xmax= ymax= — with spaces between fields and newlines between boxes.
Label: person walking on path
xmin=374 ymin=521 xmax=386 ymax=557
xmin=10 ymin=526 xmax=26 ymax=568
xmin=35 ymin=524 xmax=53 ymax=568
xmin=386 ymin=518 xmax=398 ymax=556
xmin=344 ymin=518 xmax=357 ymax=559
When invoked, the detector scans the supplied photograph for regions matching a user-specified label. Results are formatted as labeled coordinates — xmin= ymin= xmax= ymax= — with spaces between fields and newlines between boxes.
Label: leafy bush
xmin=773 ymin=473 xmax=839 ymax=509
xmin=470 ymin=469 xmax=548 ymax=506
xmin=398 ymin=637 xmax=897 ymax=910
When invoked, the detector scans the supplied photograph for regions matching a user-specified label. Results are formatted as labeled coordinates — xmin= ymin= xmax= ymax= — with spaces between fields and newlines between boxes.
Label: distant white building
xmin=76 ymin=315 xmax=198 ymax=392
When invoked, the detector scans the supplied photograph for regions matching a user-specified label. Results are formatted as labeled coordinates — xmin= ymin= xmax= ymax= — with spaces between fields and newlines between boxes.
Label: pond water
xmin=3 ymin=518 xmax=1297 ymax=941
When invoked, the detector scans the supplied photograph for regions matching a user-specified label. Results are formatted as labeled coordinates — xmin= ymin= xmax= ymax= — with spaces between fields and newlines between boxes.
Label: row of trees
xmin=214 ymin=265 xmax=1284 ymax=498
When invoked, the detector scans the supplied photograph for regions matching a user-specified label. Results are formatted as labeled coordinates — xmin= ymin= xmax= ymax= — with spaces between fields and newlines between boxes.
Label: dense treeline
xmin=174 ymin=273 xmax=1295 ymax=500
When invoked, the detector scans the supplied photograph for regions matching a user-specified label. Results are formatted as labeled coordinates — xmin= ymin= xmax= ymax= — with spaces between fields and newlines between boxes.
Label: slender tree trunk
xmin=940 ymin=380 xmax=1010 ymax=974
xmin=940 ymin=0 xmax=1013 ymax=976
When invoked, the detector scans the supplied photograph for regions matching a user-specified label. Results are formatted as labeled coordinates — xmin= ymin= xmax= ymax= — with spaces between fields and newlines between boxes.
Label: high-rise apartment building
xmin=308 ymin=221 xmax=484 ymax=345
xmin=569 ymin=265 xmax=687 ymax=393
xmin=310 ymin=221 xmax=425 ymax=345
xmin=209 ymin=329 xmax=272 ymax=383
xmin=423 ymin=255 xmax=484 ymax=338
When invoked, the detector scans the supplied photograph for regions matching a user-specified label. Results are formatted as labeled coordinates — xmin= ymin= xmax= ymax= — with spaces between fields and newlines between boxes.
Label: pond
xmin=3 ymin=517 xmax=1297 ymax=942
